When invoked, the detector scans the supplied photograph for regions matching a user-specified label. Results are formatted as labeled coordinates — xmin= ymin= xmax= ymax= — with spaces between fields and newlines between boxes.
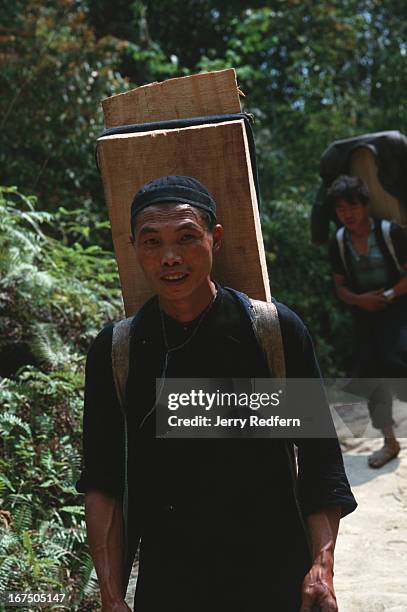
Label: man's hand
xmin=300 ymin=561 xmax=338 ymax=612
xmin=355 ymin=289 xmax=387 ymax=311
xmin=333 ymin=274 xmax=389 ymax=311
xmin=101 ymin=600 xmax=132 ymax=612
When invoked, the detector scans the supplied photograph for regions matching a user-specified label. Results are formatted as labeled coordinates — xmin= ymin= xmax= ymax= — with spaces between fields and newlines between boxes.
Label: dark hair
xmin=196 ymin=208 xmax=216 ymax=232
xmin=327 ymin=175 xmax=369 ymax=206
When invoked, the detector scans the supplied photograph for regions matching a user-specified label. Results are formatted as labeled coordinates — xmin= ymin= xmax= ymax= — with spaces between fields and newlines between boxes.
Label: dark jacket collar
xmin=130 ymin=285 xmax=255 ymax=346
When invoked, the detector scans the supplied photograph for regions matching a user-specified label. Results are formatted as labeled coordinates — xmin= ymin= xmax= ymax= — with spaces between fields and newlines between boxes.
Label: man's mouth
xmin=160 ymin=272 xmax=189 ymax=283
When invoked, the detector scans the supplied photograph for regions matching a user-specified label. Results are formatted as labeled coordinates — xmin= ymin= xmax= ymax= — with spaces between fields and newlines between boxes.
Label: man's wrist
xmin=311 ymin=547 xmax=335 ymax=573
xmin=101 ymin=594 xmax=125 ymax=608
xmin=99 ymin=582 xmax=124 ymax=607
xmin=383 ymin=288 xmax=395 ymax=302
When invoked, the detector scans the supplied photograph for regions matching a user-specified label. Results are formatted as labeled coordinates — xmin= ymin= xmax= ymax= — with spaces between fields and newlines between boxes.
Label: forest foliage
xmin=0 ymin=187 xmax=122 ymax=609
xmin=1 ymin=0 xmax=406 ymax=607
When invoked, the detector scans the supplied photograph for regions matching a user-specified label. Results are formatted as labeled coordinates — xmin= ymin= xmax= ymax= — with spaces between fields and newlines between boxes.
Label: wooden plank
xmin=97 ymin=120 xmax=270 ymax=316
xmin=351 ymin=147 xmax=407 ymax=229
xmin=102 ymin=69 xmax=241 ymax=128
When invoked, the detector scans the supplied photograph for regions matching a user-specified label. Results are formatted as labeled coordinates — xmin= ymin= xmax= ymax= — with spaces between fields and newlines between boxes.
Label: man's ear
xmin=212 ymin=224 xmax=223 ymax=251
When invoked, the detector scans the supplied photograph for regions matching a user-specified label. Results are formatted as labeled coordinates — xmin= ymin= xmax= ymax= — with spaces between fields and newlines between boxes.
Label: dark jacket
xmin=76 ymin=287 xmax=357 ymax=606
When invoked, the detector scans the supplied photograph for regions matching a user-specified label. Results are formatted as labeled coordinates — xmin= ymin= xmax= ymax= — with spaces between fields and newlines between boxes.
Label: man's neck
xmin=348 ymin=216 xmax=371 ymax=238
xmin=159 ymin=281 xmax=217 ymax=323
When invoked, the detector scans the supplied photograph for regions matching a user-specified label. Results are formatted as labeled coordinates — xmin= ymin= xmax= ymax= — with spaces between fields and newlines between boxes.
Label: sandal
xmin=368 ymin=442 xmax=400 ymax=469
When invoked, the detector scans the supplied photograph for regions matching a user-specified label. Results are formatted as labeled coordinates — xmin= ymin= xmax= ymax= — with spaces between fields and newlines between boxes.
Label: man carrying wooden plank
xmin=76 ymin=175 xmax=357 ymax=611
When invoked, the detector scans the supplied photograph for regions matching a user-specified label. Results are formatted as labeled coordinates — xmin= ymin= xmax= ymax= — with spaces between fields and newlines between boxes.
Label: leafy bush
xmin=0 ymin=0 xmax=130 ymax=220
xmin=0 ymin=187 xmax=122 ymax=373
xmin=0 ymin=372 xmax=98 ymax=610
xmin=0 ymin=187 xmax=122 ymax=609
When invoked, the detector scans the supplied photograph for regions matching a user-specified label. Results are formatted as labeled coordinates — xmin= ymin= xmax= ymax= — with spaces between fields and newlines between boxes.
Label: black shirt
xmin=76 ymin=286 xmax=356 ymax=611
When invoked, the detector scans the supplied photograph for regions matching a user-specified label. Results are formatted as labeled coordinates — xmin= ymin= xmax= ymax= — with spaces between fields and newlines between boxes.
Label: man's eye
xmin=143 ymin=238 xmax=160 ymax=246
xmin=180 ymin=234 xmax=197 ymax=242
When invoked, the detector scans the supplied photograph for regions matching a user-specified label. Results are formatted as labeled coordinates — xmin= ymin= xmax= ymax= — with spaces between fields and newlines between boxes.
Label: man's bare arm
xmin=85 ymin=490 xmax=131 ymax=612
xmin=333 ymin=273 xmax=387 ymax=311
xmin=300 ymin=505 xmax=341 ymax=612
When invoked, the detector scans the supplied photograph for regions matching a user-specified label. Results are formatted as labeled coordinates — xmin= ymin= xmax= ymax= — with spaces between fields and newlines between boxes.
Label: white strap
xmin=381 ymin=219 xmax=404 ymax=274
xmin=336 ymin=226 xmax=348 ymax=275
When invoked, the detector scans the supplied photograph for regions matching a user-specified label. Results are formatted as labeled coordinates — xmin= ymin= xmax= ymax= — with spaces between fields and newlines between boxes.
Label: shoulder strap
xmin=250 ymin=300 xmax=297 ymax=491
xmin=112 ymin=300 xmax=287 ymax=395
xmin=381 ymin=219 xmax=404 ymax=274
xmin=111 ymin=316 xmax=134 ymax=590
xmin=249 ymin=299 xmax=286 ymax=379
xmin=112 ymin=316 xmax=133 ymax=409
xmin=336 ymin=226 xmax=348 ymax=275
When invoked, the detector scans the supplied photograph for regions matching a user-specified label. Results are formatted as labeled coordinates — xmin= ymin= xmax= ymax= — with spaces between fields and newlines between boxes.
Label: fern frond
xmin=0 ymin=530 xmax=18 ymax=552
xmin=28 ymin=322 xmax=70 ymax=369
xmin=0 ymin=413 xmax=31 ymax=436
xmin=51 ymin=530 xmax=77 ymax=556
xmin=12 ymin=504 xmax=32 ymax=534
xmin=73 ymin=552 xmax=99 ymax=605
xmin=0 ymin=557 xmax=19 ymax=592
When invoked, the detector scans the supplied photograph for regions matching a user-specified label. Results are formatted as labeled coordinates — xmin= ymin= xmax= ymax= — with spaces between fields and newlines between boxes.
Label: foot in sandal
xmin=368 ymin=439 xmax=400 ymax=469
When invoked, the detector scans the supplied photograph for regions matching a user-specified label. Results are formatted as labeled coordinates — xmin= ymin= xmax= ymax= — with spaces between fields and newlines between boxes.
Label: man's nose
xmin=161 ymin=246 xmax=183 ymax=266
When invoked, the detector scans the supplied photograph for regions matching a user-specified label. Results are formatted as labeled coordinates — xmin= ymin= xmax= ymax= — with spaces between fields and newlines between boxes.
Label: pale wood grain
xmin=102 ymin=69 xmax=241 ymax=128
xmin=97 ymin=120 xmax=270 ymax=316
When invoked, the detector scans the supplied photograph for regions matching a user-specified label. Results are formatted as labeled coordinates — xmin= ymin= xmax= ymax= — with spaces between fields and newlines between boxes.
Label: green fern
xmin=0 ymin=413 xmax=31 ymax=437
xmin=28 ymin=322 xmax=71 ymax=369
xmin=72 ymin=553 xmax=99 ymax=607
xmin=0 ymin=186 xmax=122 ymax=608
xmin=0 ymin=556 xmax=19 ymax=592
xmin=13 ymin=505 xmax=32 ymax=534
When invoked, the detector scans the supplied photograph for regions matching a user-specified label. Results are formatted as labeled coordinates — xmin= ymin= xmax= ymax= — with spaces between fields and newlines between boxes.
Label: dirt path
xmin=335 ymin=400 xmax=407 ymax=611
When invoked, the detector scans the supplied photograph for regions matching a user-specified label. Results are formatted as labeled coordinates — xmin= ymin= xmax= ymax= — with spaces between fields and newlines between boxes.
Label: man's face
xmin=334 ymin=198 xmax=369 ymax=231
xmin=133 ymin=203 xmax=223 ymax=302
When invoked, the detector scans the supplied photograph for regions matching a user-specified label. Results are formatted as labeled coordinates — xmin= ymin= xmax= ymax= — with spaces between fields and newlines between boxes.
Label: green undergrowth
xmin=0 ymin=186 xmax=123 ymax=610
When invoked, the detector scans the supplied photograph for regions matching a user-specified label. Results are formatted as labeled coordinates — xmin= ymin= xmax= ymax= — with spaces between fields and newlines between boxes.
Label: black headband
xmin=130 ymin=176 xmax=217 ymax=232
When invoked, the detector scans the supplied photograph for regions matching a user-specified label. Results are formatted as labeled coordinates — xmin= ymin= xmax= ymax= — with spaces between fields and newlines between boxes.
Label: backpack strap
xmin=111 ymin=316 xmax=134 ymax=588
xmin=381 ymin=219 xmax=405 ymax=275
xmin=249 ymin=299 xmax=286 ymax=379
xmin=249 ymin=300 xmax=299 ymax=500
xmin=111 ymin=298 xmax=287 ymax=403
xmin=335 ymin=226 xmax=349 ymax=275
xmin=112 ymin=316 xmax=133 ymax=410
